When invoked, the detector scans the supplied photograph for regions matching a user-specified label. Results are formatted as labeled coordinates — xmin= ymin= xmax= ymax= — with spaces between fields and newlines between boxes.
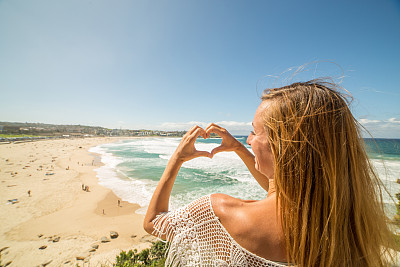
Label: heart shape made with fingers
xmin=192 ymin=126 xmax=234 ymax=158
xmin=181 ymin=124 xmax=240 ymax=160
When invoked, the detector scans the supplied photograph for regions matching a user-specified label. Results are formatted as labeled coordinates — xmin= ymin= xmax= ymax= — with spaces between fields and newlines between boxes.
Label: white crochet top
xmin=152 ymin=195 xmax=289 ymax=267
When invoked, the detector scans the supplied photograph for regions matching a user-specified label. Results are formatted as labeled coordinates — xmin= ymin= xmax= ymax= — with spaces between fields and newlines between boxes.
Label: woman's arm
xmin=205 ymin=123 xmax=269 ymax=192
xmin=143 ymin=126 xmax=210 ymax=235
xmin=235 ymin=145 xmax=269 ymax=191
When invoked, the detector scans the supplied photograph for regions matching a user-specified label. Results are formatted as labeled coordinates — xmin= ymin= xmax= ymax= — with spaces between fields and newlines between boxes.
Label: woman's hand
xmin=144 ymin=125 xmax=211 ymax=236
xmin=205 ymin=123 xmax=244 ymax=157
xmin=172 ymin=125 xmax=211 ymax=163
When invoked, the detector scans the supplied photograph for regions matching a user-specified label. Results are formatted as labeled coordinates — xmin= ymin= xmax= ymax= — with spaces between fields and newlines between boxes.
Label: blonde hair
xmin=261 ymin=80 xmax=395 ymax=266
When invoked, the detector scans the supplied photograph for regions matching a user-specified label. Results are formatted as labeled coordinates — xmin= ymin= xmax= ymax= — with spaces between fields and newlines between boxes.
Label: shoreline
xmin=0 ymin=137 xmax=155 ymax=266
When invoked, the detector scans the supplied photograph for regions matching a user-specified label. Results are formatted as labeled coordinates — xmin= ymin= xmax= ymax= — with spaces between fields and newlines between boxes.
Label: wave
xmin=89 ymin=144 xmax=158 ymax=211
xmin=89 ymin=138 xmax=262 ymax=214
xmin=90 ymin=138 xmax=400 ymax=218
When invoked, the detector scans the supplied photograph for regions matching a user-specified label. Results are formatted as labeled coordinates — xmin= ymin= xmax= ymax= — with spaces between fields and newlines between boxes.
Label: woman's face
xmin=247 ymin=101 xmax=275 ymax=179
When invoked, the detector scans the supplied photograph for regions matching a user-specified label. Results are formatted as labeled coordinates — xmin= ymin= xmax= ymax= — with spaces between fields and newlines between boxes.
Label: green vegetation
xmin=395 ymin=193 xmax=400 ymax=223
xmin=115 ymin=241 xmax=167 ymax=267
xmin=0 ymin=134 xmax=38 ymax=138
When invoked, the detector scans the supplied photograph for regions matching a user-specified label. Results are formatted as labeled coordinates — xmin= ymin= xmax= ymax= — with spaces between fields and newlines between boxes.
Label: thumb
xmin=211 ymin=145 xmax=225 ymax=157
xmin=196 ymin=150 xmax=212 ymax=158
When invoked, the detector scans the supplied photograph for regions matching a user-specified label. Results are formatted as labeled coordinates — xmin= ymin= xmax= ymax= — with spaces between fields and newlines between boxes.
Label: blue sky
xmin=0 ymin=0 xmax=399 ymax=137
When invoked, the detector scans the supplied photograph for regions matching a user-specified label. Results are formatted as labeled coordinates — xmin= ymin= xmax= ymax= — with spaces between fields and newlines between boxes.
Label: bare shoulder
xmin=210 ymin=193 xmax=287 ymax=262
xmin=210 ymin=193 xmax=255 ymax=219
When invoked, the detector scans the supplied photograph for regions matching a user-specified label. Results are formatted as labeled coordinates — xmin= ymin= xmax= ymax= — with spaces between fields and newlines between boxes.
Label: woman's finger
xmin=186 ymin=125 xmax=200 ymax=135
xmin=204 ymin=124 xmax=213 ymax=138
xmin=205 ymin=123 xmax=222 ymax=132
xmin=205 ymin=125 xmax=225 ymax=138
xmin=190 ymin=127 xmax=207 ymax=142
xmin=205 ymin=123 xmax=217 ymax=130
xmin=195 ymin=150 xmax=212 ymax=158
xmin=210 ymin=145 xmax=225 ymax=157
xmin=188 ymin=127 xmax=211 ymax=158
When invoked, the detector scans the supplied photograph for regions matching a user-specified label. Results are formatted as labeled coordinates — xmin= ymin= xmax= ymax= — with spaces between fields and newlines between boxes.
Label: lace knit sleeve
xmin=151 ymin=195 xmax=213 ymax=266
xmin=152 ymin=195 xmax=211 ymax=242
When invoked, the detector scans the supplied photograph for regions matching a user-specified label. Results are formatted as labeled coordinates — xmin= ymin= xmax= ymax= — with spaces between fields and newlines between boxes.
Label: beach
xmin=0 ymin=137 xmax=154 ymax=266
xmin=1 ymin=136 xmax=399 ymax=266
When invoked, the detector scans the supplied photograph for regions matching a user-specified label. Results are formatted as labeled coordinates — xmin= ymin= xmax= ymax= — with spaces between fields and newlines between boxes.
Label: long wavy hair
xmin=261 ymin=80 xmax=395 ymax=266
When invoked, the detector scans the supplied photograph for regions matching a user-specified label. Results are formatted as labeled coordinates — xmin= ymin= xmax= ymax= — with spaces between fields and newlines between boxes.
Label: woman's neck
xmin=267 ymin=179 xmax=276 ymax=197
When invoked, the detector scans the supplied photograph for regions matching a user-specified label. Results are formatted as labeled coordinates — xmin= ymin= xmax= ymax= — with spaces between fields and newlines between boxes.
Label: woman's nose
xmin=247 ymin=134 xmax=252 ymax=145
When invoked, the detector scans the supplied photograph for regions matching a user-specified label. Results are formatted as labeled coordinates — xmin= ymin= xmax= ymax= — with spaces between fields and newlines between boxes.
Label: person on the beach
xmin=144 ymin=80 xmax=395 ymax=266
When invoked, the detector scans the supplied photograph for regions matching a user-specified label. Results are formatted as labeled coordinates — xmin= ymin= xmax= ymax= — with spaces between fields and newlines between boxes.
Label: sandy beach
xmin=0 ymin=137 xmax=155 ymax=266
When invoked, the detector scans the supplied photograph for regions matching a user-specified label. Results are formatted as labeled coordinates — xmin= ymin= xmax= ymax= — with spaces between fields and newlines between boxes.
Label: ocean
xmin=89 ymin=137 xmax=400 ymax=217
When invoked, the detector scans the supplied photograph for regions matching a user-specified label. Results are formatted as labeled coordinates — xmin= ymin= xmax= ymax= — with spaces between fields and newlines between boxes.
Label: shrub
xmin=115 ymin=241 xmax=166 ymax=267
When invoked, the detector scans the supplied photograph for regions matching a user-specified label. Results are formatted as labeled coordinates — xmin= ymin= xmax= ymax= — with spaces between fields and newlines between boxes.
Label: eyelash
xmin=251 ymin=131 xmax=255 ymax=135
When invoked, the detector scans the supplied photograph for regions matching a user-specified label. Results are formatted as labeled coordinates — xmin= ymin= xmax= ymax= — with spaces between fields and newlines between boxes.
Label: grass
xmin=0 ymin=134 xmax=39 ymax=138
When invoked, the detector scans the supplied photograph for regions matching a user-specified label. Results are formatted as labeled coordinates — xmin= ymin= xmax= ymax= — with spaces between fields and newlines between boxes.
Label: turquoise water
xmin=365 ymin=138 xmax=400 ymax=161
xmin=90 ymin=137 xmax=400 ymax=216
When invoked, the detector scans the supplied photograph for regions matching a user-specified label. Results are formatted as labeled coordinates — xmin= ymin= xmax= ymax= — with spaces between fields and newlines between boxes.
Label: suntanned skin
xmin=144 ymin=101 xmax=287 ymax=262
xmin=211 ymin=188 xmax=287 ymax=262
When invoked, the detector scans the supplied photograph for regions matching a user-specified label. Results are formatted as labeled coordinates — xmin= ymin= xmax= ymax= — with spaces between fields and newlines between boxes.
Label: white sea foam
xmin=89 ymin=146 xmax=123 ymax=168
xmin=89 ymin=138 xmax=260 ymax=214
xmin=89 ymin=143 xmax=156 ymax=211
xmin=369 ymin=158 xmax=400 ymax=217
xmin=140 ymin=138 xmax=180 ymax=155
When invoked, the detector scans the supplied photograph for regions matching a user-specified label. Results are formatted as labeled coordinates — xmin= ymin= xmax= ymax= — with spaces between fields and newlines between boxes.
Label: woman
xmin=144 ymin=80 xmax=395 ymax=266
